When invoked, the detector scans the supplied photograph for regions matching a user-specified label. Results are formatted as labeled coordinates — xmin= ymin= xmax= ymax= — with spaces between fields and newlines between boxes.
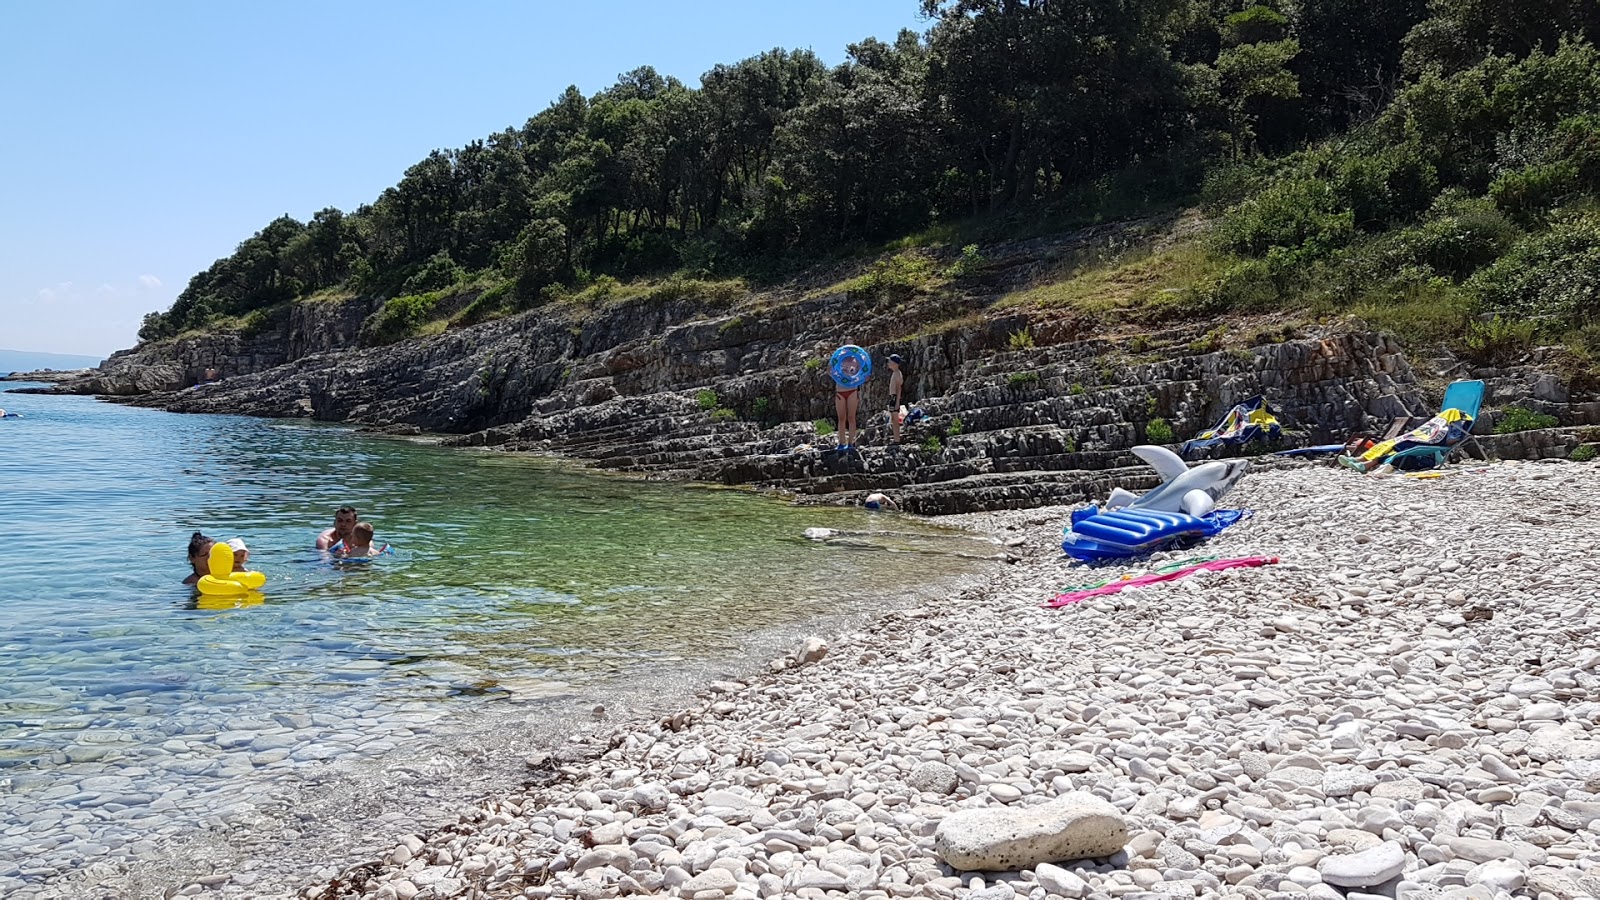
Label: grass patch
xmin=1007 ymin=328 xmax=1035 ymax=350
xmin=1008 ymin=372 xmax=1040 ymax=387
xmin=803 ymin=357 xmax=824 ymax=373
xmin=1002 ymin=242 xmax=1229 ymax=322
xmin=921 ymin=435 xmax=943 ymax=453
xmin=710 ymin=407 xmax=738 ymax=423
xmin=814 ymin=419 xmax=836 ymax=435
xmin=1571 ymin=444 xmax=1598 ymax=462
xmin=845 ymin=252 xmax=940 ymax=301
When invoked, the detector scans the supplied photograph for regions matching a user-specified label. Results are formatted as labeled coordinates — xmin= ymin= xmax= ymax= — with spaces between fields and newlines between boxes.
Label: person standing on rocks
xmin=886 ymin=354 xmax=905 ymax=444
xmin=316 ymin=506 xmax=359 ymax=550
xmin=833 ymin=359 xmax=864 ymax=451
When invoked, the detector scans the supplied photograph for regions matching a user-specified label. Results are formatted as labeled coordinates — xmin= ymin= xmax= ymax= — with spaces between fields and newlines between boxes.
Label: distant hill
xmin=0 ymin=349 xmax=104 ymax=376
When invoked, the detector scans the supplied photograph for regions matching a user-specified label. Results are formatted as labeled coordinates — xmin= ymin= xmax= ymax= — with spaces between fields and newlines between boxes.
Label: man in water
xmin=316 ymin=506 xmax=359 ymax=550
xmin=864 ymin=492 xmax=899 ymax=511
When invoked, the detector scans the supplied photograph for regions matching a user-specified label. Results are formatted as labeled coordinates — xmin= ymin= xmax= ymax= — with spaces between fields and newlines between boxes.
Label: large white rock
xmin=933 ymin=792 xmax=1128 ymax=871
xmin=1318 ymin=841 xmax=1406 ymax=887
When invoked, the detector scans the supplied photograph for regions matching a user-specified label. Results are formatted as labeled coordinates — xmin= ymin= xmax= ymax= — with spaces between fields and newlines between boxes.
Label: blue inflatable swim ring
xmin=830 ymin=345 xmax=872 ymax=389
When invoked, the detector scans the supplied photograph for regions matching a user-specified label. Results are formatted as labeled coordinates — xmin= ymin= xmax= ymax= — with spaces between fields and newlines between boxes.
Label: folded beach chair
xmin=1180 ymin=395 xmax=1282 ymax=458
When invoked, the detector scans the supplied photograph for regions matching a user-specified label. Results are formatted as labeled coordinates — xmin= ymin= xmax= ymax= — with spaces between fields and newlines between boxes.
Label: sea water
xmin=0 ymin=388 xmax=996 ymax=893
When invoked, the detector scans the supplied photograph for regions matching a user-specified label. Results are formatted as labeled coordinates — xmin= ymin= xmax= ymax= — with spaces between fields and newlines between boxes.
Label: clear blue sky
xmin=0 ymin=1 xmax=925 ymax=358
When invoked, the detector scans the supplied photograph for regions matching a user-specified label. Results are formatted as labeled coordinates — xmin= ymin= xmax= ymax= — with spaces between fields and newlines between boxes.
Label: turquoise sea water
xmin=0 ymin=388 xmax=994 ymax=768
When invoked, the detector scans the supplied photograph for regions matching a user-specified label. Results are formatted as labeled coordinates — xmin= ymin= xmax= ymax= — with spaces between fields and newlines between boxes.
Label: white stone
xmin=933 ymin=792 xmax=1127 ymax=871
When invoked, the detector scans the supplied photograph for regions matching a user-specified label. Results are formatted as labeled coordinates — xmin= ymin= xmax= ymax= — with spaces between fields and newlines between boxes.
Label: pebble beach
xmin=20 ymin=459 xmax=1596 ymax=899
xmin=260 ymin=459 xmax=1600 ymax=900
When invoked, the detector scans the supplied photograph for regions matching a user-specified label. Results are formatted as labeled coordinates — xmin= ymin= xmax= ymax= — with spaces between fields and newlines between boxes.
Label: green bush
xmin=365 ymin=291 xmax=443 ymax=345
xmin=400 ymin=251 xmax=465 ymax=296
xmin=1367 ymin=196 xmax=1521 ymax=279
xmin=646 ymin=275 xmax=746 ymax=306
xmin=1329 ymin=143 xmax=1440 ymax=231
xmin=943 ymin=244 xmax=988 ymax=278
xmin=814 ymin=419 xmax=836 ymax=435
xmin=1469 ymin=213 xmax=1600 ymax=330
xmin=1008 ymin=371 xmax=1040 ymax=387
xmin=696 ymin=389 xmax=719 ymax=410
xmin=1494 ymin=406 xmax=1559 ymax=433
xmin=921 ymin=435 xmax=943 ymax=453
xmin=1215 ymin=177 xmax=1355 ymax=257
xmin=1146 ymin=418 xmax=1175 ymax=443
xmin=1008 ymin=328 xmax=1035 ymax=350
xmin=804 ymin=357 xmax=824 ymax=373
xmin=948 ymin=417 xmax=964 ymax=436
xmin=1200 ymin=161 xmax=1272 ymax=216
xmin=1571 ymin=444 xmax=1598 ymax=462
xmin=710 ymin=407 xmax=738 ymax=422
xmin=1462 ymin=315 xmax=1538 ymax=364
xmin=454 ymin=281 xmax=514 ymax=327
xmin=1070 ymin=383 xmax=1086 ymax=396
xmin=850 ymin=252 xmax=936 ymax=300
xmin=1490 ymin=161 xmax=1580 ymax=223
xmin=1494 ymin=407 xmax=1559 ymax=434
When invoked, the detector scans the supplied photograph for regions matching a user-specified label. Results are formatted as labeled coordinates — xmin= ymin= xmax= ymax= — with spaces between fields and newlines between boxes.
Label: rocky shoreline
xmin=223 ymin=460 xmax=1600 ymax=900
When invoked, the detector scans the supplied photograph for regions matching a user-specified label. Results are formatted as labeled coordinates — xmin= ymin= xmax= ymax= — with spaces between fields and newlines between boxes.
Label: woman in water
xmin=183 ymin=532 xmax=215 ymax=585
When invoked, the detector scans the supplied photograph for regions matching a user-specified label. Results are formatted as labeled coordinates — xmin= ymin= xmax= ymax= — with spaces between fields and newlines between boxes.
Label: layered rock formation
xmin=22 ymin=221 xmax=1600 ymax=512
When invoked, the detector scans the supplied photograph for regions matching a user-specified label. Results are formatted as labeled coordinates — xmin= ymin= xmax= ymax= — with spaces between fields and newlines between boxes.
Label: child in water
xmin=226 ymin=538 xmax=250 ymax=571
xmin=337 ymin=522 xmax=386 ymax=557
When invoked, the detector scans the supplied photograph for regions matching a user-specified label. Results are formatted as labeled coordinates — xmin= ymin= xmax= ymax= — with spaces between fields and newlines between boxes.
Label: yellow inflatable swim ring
xmin=196 ymin=542 xmax=268 ymax=596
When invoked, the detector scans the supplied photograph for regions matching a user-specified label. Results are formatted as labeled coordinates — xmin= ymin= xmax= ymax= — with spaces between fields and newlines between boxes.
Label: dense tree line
xmin=140 ymin=0 xmax=1599 ymax=341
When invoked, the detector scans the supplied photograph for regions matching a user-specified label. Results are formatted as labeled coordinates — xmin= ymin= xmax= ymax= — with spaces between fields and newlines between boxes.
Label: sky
xmin=0 ymin=1 xmax=926 ymax=358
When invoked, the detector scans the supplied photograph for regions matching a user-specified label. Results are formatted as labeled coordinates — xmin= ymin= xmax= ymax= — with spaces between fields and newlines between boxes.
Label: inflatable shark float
xmin=1062 ymin=446 xmax=1250 ymax=561
xmin=1105 ymin=445 xmax=1250 ymax=516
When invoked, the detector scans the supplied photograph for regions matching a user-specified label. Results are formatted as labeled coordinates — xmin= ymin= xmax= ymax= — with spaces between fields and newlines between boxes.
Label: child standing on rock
xmin=887 ymin=354 xmax=905 ymax=444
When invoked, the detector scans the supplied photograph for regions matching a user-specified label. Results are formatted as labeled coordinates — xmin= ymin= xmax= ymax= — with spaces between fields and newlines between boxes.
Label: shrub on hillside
xmin=1462 ymin=315 xmax=1538 ymax=364
xmin=364 ymin=291 xmax=443 ymax=345
xmin=453 ymin=281 xmax=514 ymax=327
xmin=1469 ymin=212 xmax=1600 ymax=330
xmin=849 ymin=252 xmax=936 ymax=300
xmin=1369 ymin=195 xmax=1521 ymax=279
xmin=400 ymin=251 xmax=465 ymax=296
xmin=1329 ymin=142 xmax=1440 ymax=230
xmin=1215 ymin=177 xmax=1355 ymax=257
xmin=1490 ymin=161 xmax=1581 ymax=223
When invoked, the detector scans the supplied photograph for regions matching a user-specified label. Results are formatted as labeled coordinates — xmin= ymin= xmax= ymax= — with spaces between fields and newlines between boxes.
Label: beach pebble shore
xmin=280 ymin=460 xmax=1600 ymax=900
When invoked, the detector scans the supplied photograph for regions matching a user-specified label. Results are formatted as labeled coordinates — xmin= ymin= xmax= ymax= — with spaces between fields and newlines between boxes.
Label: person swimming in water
xmin=336 ymin=522 xmax=388 ymax=557
xmin=316 ymin=506 xmax=359 ymax=550
xmin=183 ymin=532 xmax=215 ymax=585
xmin=864 ymin=492 xmax=899 ymax=511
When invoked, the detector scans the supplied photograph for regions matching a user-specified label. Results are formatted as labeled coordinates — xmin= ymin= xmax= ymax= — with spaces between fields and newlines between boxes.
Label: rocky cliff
xmin=24 ymin=221 xmax=1600 ymax=512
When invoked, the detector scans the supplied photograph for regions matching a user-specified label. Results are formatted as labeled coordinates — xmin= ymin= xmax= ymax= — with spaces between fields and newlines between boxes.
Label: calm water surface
xmin=0 ymin=388 xmax=994 ymax=765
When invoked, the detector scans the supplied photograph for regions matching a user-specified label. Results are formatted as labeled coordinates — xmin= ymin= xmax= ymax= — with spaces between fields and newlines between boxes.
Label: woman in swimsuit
xmin=834 ymin=355 xmax=863 ymax=450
